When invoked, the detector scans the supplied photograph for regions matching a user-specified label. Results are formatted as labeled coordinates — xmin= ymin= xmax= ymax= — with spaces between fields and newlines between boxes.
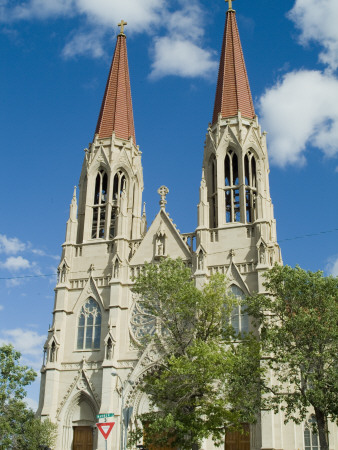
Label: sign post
xmin=96 ymin=422 xmax=115 ymax=450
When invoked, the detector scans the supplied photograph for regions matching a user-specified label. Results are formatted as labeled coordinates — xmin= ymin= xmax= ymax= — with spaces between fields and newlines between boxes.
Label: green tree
xmin=246 ymin=265 xmax=338 ymax=450
xmin=131 ymin=258 xmax=262 ymax=450
xmin=0 ymin=344 xmax=57 ymax=449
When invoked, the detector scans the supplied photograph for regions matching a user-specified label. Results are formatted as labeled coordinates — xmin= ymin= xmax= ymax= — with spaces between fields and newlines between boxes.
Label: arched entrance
xmin=62 ymin=391 xmax=98 ymax=450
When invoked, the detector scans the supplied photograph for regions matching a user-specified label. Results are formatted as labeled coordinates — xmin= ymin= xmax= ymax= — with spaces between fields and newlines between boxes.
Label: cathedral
xmin=37 ymin=3 xmax=335 ymax=450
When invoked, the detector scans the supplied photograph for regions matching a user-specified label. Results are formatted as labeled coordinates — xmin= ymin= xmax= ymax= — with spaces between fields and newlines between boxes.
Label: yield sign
xmin=97 ymin=422 xmax=115 ymax=440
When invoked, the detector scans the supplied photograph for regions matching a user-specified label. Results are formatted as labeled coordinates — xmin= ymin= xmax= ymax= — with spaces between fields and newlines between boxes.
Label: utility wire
xmin=0 ymin=228 xmax=337 ymax=281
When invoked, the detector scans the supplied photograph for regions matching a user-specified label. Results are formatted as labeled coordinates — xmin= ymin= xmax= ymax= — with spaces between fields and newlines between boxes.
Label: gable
xmin=130 ymin=209 xmax=191 ymax=266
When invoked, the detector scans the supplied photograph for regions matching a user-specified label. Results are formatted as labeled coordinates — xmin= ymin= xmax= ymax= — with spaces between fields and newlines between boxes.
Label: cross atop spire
xmin=118 ymin=20 xmax=127 ymax=35
xmin=225 ymin=0 xmax=236 ymax=11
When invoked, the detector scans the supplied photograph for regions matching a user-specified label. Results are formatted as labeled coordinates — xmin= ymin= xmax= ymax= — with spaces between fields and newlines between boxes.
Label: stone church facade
xmin=37 ymin=5 xmax=337 ymax=450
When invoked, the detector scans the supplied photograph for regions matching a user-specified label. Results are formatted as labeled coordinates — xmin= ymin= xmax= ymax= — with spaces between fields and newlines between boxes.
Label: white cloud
xmin=1 ymin=328 xmax=45 ymax=358
xmin=0 ymin=0 xmax=217 ymax=79
xmin=3 ymin=0 xmax=75 ymax=21
xmin=150 ymin=37 xmax=217 ymax=79
xmin=1 ymin=0 xmax=165 ymax=31
xmin=0 ymin=234 xmax=26 ymax=254
xmin=62 ymin=29 xmax=106 ymax=59
xmin=289 ymin=0 xmax=338 ymax=72
xmin=327 ymin=257 xmax=338 ymax=276
xmin=259 ymin=70 xmax=338 ymax=166
xmin=164 ymin=3 xmax=204 ymax=42
xmin=75 ymin=0 xmax=166 ymax=31
xmin=0 ymin=256 xmax=31 ymax=271
xmin=0 ymin=305 xmax=3 ymax=311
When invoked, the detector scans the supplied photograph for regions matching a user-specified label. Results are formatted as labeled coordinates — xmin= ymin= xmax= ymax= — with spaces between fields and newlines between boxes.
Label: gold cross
xmin=225 ymin=0 xmax=236 ymax=11
xmin=118 ymin=20 xmax=127 ymax=34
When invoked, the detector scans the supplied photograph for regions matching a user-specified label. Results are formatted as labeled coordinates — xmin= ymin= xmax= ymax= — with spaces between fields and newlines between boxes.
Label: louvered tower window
xmin=92 ymin=169 xmax=108 ymax=239
xmin=110 ymin=170 xmax=127 ymax=239
xmin=225 ymin=151 xmax=240 ymax=223
xmin=244 ymin=152 xmax=257 ymax=223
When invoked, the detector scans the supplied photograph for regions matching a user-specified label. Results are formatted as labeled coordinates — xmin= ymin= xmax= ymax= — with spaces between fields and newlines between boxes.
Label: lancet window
xmin=244 ymin=152 xmax=257 ymax=223
xmin=110 ymin=170 xmax=127 ymax=238
xmin=230 ymin=285 xmax=249 ymax=335
xmin=77 ymin=298 xmax=102 ymax=350
xmin=224 ymin=151 xmax=240 ymax=223
xmin=304 ymin=416 xmax=320 ymax=450
xmin=208 ymin=155 xmax=218 ymax=228
xmin=92 ymin=169 xmax=108 ymax=239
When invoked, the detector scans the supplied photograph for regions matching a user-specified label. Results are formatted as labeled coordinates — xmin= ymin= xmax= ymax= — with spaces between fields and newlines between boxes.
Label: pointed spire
xmin=95 ymin=21 xmax=136 ymax=143
xmin=212 ymin=5 xmax=255 ymax=124
xmin=69 ymin=186 xmax=77 ymax=221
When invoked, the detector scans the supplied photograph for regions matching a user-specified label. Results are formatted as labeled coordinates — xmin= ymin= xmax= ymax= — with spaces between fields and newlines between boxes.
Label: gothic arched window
xmin=208 ymin=155 xmax=217 ymax=228
xmin=304 ymin=416 xmax=320 ymax=450
xmin=77 ymin=298 xmax=102 ymax=350
xmin=110 ymin=170 xmax=127 ymax=238
xmin=244 ymin=151 xmax=257 ymax=223
xmin=225 ymin=151 xmax=240 ymax=223
xmin=230 ymin=285 xmax=249 ymax=335
xmin=92 ymin=169 xmax=108 ymax=239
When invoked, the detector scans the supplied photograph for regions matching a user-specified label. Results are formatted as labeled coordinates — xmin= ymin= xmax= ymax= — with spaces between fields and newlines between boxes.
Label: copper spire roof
xmin=95 ymin=26 xmax=136 ymax=143
xmin=212 ymin=8 xmax=255 ymax=124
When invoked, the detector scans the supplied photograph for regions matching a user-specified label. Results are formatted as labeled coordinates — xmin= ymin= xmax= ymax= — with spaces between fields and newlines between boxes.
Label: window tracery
xmin=130 ymin=300 xmax=157 ymax=343
xmin=304 ymin=416 xmax=320 ymax=450
xmin=92 ymin=169 xmax=108 ymax=239
xmin=77 ymin=298 xmax=102 ymax=350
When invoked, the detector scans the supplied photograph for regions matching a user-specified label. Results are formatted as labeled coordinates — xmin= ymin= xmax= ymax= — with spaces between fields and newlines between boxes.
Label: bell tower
xmin=37 ymin=22 xmax=145 ymax=449
xmin=77 ymin=21 xmax=144 ymax=247
xmin=196 ymin=4 xmax=282 ymax=448
xmin=196 ymin=3 xmax=281 ymax=293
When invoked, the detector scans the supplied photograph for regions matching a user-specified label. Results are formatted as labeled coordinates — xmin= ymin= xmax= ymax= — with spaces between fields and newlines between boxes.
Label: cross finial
xmin=158 ymin=186 xmax=169 ymax=209
xmin=118 ymin=20 xmax=127 ymax=35
xmin=225 ymin=0 xmax=236 ymax=11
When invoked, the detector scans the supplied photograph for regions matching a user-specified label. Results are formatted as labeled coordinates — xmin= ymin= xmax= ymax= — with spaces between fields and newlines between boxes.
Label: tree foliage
xmin=0 ymin=344 xmax=57 ymax=449
xmin=131 ymin=258 xmax=262 ymax=449
xmin=246 ymin=265 xmax=338 ymax=450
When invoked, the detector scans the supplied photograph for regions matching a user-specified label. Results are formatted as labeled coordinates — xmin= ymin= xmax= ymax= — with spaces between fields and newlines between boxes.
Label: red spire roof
xmin=95 ymin=31 xmax=136 ymax=143
xmin=212 ymin=9 xmax=255 ymax=124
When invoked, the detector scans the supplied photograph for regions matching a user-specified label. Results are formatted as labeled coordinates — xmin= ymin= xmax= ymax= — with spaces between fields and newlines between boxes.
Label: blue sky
xmin=0 ymin=0 xmax=337 ymax=408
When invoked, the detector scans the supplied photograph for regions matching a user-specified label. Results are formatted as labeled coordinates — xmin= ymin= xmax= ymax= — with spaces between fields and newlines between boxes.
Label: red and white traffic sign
xmin=96 ymin=422 xmax=115 ymax=440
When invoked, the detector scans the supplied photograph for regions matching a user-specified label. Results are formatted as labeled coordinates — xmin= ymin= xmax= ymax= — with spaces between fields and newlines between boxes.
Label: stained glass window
xmin=77 ymin=298 xmax=101 ymax=350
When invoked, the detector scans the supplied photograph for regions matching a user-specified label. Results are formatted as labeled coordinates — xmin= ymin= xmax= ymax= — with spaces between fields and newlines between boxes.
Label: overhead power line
xmin=0 ymin=228 xmax=337 ymax=281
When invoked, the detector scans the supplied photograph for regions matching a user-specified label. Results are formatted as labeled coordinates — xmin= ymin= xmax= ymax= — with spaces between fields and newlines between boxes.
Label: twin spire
xmin=94 ymin=4 xmax=255 ymax=142
xmin=212 ymin=3 xmax=255 ymax=123
xmin=95 ymin=21 xmax=136 ymax=143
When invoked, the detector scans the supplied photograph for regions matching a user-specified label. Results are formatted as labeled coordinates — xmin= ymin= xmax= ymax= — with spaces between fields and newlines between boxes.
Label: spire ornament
xmin=225 ymin=0 xmax=236 ymax=11
xmin=158 ymin=186 xmax=169 ymax=209
xmin=118 ymin=20 xmax=127 ymax=35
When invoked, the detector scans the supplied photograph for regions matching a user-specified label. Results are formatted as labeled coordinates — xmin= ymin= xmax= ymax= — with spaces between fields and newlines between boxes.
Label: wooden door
xmin=225 ymin=424 xmax=250 ymax=450
xmin=73 ymin=426 xmax=93 ymax=450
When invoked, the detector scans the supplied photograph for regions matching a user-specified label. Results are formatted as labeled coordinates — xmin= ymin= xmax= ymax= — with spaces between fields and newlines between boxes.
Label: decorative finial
xmin=225 ymin=0 xmax=236 ymax=11
xmin=158 ymin=186 xmax=169 ymax=209
xmin=118 ymin=20 xmax=127 ymax=35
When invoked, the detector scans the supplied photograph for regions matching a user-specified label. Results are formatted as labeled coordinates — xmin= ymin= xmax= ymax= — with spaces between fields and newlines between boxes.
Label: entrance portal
xmin=73 ymin=426 xmax=93 ymax=450
xmin=224 ymin=424 xmax=250 ymax=450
